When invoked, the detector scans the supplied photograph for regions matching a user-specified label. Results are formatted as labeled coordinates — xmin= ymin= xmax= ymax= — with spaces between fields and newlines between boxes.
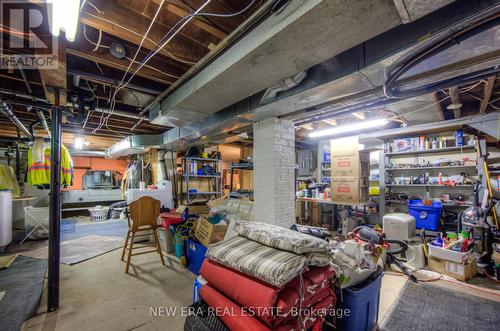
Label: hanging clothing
xmin=27 ymin=144 xmax=73 ymax=186
xmin=0 ymin=164 xmax=20 ymax=198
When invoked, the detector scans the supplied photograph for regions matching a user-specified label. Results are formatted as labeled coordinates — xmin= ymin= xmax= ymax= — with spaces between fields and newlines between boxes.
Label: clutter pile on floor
xmin=194 ymin=221 xmax=337 ymax=331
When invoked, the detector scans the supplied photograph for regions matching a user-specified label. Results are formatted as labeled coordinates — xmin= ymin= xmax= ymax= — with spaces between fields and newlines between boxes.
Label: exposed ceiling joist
xmin=432 ymin=92 xmax=446 ymax=120
xmin=67 ymin=45 xmax=176 ymax=86
xmin=38 ymin=38 xmax=67 ymax=105
xmin=448 ymin=86 xmax=461 ymax=119
xmin=150 ymin=0 xmax=227 ymax=39
xmin=80 ymin=0 xmax=205 ymax=66
xmin=479 ymin=76 xmax=496 ymax=113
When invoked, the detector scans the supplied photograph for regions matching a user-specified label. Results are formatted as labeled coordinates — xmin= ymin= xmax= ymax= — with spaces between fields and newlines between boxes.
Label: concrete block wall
xmin=253 ymin=117 xmax=295 ymax=228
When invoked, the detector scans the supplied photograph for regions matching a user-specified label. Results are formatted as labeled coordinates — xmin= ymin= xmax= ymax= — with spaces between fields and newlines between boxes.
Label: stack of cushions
xmin=199 ymin=221 xmax=337 ymax=331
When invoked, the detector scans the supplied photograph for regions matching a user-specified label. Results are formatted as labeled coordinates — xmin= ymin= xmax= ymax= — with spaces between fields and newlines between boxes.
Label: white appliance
xmin=0 ymin=190 xmax=13 ymax=252
xmin=383 ymin=213 xmax=417 ymax=241
xmin=126 ymin=185 xmax=173 ymax=209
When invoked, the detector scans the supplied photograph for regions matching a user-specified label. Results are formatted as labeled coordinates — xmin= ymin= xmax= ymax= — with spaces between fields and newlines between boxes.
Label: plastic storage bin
xmin=186 ymin=239 xmax=208 ymax=275
xmin=336 ymin=272 xmax=383 ymax=331
xmin=407 ymin=199 xmax=442 ymax=231
xmin=60 ymin=219 xmax=76 ymax=233
xmin=192 ymin=275 xmax=207 ymax=303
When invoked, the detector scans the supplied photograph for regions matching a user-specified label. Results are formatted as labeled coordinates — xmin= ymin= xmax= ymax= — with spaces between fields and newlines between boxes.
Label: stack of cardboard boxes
xmin=330 ymin=137 xmax=370 ymax=205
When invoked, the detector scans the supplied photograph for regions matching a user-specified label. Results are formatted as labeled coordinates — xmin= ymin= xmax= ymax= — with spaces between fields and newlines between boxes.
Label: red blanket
xmin=200 ymin=259 xmax=335 ymax=327
xmin=200 ymin=285 xmax=335 ymax=331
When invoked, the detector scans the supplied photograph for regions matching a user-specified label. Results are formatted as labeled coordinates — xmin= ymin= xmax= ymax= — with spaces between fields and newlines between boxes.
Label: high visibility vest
xmin=27 ymin=144 xmax=73 ymax=186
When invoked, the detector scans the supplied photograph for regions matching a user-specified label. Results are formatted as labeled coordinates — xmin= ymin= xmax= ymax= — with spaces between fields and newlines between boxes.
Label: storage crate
xmin=157 ymin=227 xmax=174 ymax=254
xmin=428 ymin=244 xmax=471 ymax=263
xmin=186 ymin=239 xmax=208 ymax=275
xmin=407 ymin=199 xmax=442 ymax=231
xmin=336 ymin=272 xmax=383 ymax=331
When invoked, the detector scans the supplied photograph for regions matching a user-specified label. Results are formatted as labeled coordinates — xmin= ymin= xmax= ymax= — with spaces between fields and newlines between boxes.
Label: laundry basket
xmin=88 ymin=206 xmax=109 ymax=221
xmin=23 ymin=206 xmax=49 ymax=240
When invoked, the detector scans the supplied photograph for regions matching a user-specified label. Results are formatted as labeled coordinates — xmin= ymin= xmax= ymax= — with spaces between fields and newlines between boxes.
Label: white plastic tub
xmin=428 ymin=244 xmax=470 ymax=263
xmin=0 ymin=191 xmax=13 ymax=250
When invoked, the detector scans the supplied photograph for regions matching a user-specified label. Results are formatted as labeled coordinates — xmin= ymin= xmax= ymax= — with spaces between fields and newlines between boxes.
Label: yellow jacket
xmin=27 ymin=144 xmax=73 ymax=186
xmin=0 ymin=164 xmax=20 ymax=198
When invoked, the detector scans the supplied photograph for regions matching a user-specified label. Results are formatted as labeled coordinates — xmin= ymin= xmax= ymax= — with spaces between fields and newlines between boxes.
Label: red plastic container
xmin=160 ymin=212 xmax=181 ymax=228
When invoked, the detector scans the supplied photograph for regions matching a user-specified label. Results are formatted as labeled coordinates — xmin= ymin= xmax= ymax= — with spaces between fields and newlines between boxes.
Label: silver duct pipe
xmin=0 ymin=99 xmax=33 ymax=139
xmin=67 ymin=149 xmax=106 ymax=157
xmin=37 ymin=110 xmax=51 ymax=138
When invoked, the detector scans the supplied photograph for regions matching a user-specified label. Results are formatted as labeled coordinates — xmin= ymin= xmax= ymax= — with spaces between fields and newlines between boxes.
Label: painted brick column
xmin=253 ymin=117 xmax=295 ymax=228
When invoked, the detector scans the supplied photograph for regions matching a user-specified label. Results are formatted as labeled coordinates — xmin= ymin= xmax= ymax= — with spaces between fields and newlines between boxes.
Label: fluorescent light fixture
xmin=309 ymin=118 xmax=388 ymax=138
xmin=50 ymin=0 xmax=81 ymax=42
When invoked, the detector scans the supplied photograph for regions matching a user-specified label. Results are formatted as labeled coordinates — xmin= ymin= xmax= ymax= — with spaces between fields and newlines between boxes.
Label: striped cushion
xmin=206 ymin=236 xmax=308 ymax=287
xmin=233 ymin=221 xmax=330 ymax=254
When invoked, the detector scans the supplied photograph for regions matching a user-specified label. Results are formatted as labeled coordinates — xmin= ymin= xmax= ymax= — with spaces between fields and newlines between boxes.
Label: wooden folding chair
xmin=121 ymin=196 xmax=165 ymax=273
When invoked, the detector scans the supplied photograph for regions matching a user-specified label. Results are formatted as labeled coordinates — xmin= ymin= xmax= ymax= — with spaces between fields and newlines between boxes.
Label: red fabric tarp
xmin=200 ymin=259 xmax=336 ymax=328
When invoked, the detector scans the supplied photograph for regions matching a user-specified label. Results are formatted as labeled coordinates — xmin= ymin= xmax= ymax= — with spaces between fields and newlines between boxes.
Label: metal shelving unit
xmin=180 ymin=157 xmax=222 ymax=205
xmin=380 ymin=136 xmax=479 ymax=217
xmin=229 ymin=162 xmax=253 ymax=199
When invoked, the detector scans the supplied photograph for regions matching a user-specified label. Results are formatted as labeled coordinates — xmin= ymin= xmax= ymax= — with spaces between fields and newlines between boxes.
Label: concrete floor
xmin=22 ymin=250 xmax=195 ymax=331
xmin=17 ymin=247 xmax=500 ymax=331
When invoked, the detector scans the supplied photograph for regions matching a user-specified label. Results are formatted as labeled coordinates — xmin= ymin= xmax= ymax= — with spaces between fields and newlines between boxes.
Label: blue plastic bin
xmin=407 ymin=199 xmax=442 ymax=231
xmin=336 ymin=272 xmax=383 ymax=331
xmin=186 ymin=239 xmax=208 ymax=275
xmin=60 ymin=219 xmax=76 ymax=233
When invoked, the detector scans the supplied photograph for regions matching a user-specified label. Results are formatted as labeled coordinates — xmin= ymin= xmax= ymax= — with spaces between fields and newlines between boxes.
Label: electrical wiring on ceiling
xmin=105 ymin=0 xmax=257 ymax=122
xmin=83 ymin=25 xmax=179 ymax=79
xmin=383 ymin=12 xmax=500 ymax=99
xmin=81 ymin=0 xmax=257 ymax=134
xmin=91 ymin=0 xmax=166 ymax=134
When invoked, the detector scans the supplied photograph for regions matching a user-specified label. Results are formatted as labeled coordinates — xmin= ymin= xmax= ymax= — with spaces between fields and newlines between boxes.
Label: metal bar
xmin=37 ymin=110 xmax=51 ymax=138
xmin=47 ymin=103 xmax=62 ymax=312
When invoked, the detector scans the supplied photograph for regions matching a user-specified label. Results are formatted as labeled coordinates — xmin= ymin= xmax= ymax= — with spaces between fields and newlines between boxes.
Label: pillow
xmin=206 ymin=236 xmax=308 ymax=288
xmin=233 ymin=221 xmax=331 ymax=255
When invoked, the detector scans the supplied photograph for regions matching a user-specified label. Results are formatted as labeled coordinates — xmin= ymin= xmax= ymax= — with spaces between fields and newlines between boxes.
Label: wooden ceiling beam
xmin=38 ymin=37 xmax=67 ymax=106
xmin=80 ymin=0 xmax=206 ymax=65
xmin=432 ymin=92 xmax=446 ymax=120
xmin=67 ymin=45 xmax=176 ymax=86
xmin=479 ymin=76 xmax=496 ymax=113
xmin=151 ymin=0 xmax=227 ymax=39
xmin=448 ymin=87 xmax=461 ymax=119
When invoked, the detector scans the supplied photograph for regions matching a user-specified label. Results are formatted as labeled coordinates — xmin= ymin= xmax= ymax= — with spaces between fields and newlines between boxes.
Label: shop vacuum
xmin=458 ymin=181 xmax=495 ymax=271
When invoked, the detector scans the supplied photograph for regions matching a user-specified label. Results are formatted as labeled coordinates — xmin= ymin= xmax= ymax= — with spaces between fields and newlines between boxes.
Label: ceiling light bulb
xmin=309 ymin=118 xmax=389 ymax=138
xmin=50 ymin=0 xmax=81 ymax=42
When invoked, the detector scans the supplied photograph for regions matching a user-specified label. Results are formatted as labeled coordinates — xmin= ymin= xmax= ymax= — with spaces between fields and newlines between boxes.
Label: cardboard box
xmin=330 ymin=151 xmax=370 ymax=177
xmin=177 ymin=178 xmax=213 ymax=193
xmin=331 ymin=177 xmax=369 ymax=205
xmin=194 ymin=217 xmax=228 ymax=246
xmin=330 ymin=138 xmax=369 ymax=177
xmin=177 ymin=204 xmax=210 ymax=215
xmin=427 ymin=256 xmax=477 ymax=281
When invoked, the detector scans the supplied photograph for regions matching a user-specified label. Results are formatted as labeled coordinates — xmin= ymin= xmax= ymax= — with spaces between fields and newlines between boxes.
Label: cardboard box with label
xmin=194 ymin=217 xmax=228 ymax=246
xmin=331 ymin=177 xmax=369 ymax=205
xmin=330 ymin=138 xmax=369 ymax=177
xmin=427 ymin=256 xmax=477 ymax=281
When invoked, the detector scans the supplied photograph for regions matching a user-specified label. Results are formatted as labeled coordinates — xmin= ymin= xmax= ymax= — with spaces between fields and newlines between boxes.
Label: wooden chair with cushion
xmin=121 ymin=196 xmax=165 ymax=273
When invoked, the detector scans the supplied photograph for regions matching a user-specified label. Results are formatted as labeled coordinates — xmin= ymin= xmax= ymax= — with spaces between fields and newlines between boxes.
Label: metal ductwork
xmin=37 ymin=110 xmax=51 ymax=138
xmin=0 ymin=99 xmax=33 ymax=140
xmin=105 ymin=134 xmax=164 ymax=159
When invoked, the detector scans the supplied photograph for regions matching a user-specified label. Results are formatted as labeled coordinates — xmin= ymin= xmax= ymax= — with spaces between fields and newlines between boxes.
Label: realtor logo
xmin=0 ymin=0 xmax=58 ymax=69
